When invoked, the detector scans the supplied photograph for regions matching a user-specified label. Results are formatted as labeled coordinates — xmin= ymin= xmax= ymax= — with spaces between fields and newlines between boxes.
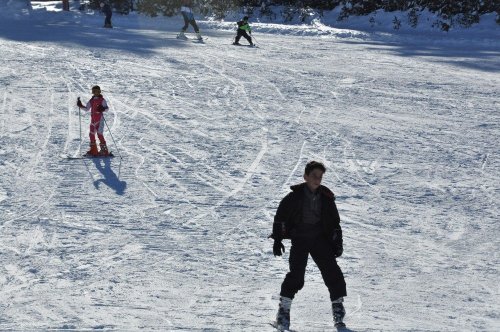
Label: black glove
xmin=97 ymin=105 xmax=106 ymax=112
xmin=77 ymin=98 xmax=84 ymax=108
xmin=273 ymin=240 xmax=285 ymax=257
xmin=332 ymin=230 xmax=343 ymax=257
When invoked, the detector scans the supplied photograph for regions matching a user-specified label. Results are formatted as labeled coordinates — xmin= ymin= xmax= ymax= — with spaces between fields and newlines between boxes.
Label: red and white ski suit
xmin=83 ymin=95 xmax=108 ymax=144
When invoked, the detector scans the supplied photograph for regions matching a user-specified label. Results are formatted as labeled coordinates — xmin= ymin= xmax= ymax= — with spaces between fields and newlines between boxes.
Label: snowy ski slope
xmin=0 ymin=4 xmax=499 ymax=331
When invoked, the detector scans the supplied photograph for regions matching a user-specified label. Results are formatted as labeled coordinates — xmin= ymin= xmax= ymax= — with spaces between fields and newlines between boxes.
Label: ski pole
xmin=251 ymin=33 xmax=258 ymax=45
xmin=102 ymin=115 xmax=122 ymax=160
xmin=77 ymin=97 xmax=82 ymax=154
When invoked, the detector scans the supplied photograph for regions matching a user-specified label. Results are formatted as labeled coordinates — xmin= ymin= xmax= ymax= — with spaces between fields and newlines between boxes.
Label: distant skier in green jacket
xmin=233 ymin=16 xmax=254 ymax=46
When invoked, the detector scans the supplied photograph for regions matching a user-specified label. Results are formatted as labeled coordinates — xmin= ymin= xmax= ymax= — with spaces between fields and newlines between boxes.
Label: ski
xmin=83 ymin=152 xmax=115 ymax=158
xmin=176 ymin=35 xmax=205 ymax=43
xmin=62 ymin=152 xmax=115 ymax=159
xmin=269 ymin=321 xmax=296 ymax=332
xmin=269 ymin=320 xmax=346 ymax=332
xmin=232 ymin=43 xmax=257 ymax=48
xmin=61 ymin=155 xmax=85 ymax=160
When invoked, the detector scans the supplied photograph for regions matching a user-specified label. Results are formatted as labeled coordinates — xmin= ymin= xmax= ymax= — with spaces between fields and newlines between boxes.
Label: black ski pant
xmin=235 ymin=29 xmax=252 ymax=44
xmin=280 ymin=236 xmax=347 ymax=301
xmin=104 ymin=14 xmax=112 ymax=27
xmin=181 ymin=12 xmax=199 ymax=33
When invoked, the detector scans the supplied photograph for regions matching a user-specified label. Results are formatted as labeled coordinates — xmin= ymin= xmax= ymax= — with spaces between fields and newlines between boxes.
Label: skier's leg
xmin=181 ymin=12 xmax=189 ymax=31
xmin=96 ymin=118 xmax=109 ymax=156
xmin=87 ymin=123 xmax=98 ymax=156
xmin=243 ymin=31 xmax=253 ymax=45
xmin=280 ymin=238 xmax=309 ymax=299
xmin=310 ymin=237 xmax=347 ymax=301
xmin=89 ymin=122 xmax=97 ymax=142
xmin=276 ymin=239 xmax=308 ymax=331
xmin=190 ymin=19 xmax=203 ymax=40
xmin=310 ymin=237 xmax=347 ymax=326
xmin=331 ymin=297 xmax=346 ymax=327
xmin=190 ymin=17 xmax=200 ymax=33
xmin=105 ymin=15 xmax=112 ymax=27
xmin=178 ymin=12 xmax=189 ymax=38
xmin=234 ymin=30 xmax=243 ymax=44
xmin=275 ymin=296 xmax=292 ymax=331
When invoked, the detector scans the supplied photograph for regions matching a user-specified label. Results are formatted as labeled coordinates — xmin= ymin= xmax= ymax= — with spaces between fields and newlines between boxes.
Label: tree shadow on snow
xmin=0 ymin=15 xmax=189 ymax=55
xmin=337 ymin=35 xmax=500 ymax=73
xmin=92 ymin=158 xmax=126 ymax=195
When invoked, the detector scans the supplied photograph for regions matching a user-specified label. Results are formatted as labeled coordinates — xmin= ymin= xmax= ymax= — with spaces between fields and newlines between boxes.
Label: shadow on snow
xmin=0 ymin=16 xmax=189 ymax=55
xmin=91 ymin=158 xmax=127 ymax=195
xmin=337 ymin=35 xmax=500 ymax=72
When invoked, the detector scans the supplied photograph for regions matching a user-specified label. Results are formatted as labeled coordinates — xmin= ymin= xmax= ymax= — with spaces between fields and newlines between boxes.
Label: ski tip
xmin=61 ymin=155 xmax=84 ymax=160
xmin=232 ymin=43 xmax=257 ymax=48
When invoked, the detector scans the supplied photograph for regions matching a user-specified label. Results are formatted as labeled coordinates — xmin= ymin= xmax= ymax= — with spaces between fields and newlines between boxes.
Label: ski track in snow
xmin=0 ymin=9 xmax=499 ymax=332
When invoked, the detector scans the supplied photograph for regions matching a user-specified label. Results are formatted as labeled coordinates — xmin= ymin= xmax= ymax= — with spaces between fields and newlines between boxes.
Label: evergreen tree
xmin=129 ymin=0 xmax=498 ymax=28
xmin=89 ymin=0 xmax=133 ymax=14
xmin=136 ymin=0 xmax=179 ymax=16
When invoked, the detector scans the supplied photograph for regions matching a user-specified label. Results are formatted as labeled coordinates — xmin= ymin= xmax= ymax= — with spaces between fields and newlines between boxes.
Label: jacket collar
xmin=290 ymin=182 xmax=335 ymax=199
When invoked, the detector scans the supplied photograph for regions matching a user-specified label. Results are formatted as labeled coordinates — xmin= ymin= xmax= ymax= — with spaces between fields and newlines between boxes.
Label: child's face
xmin=92 ymin=88 xmax=101 ymax=96
xmin=304 ymin=168 xmax=324 ymax=192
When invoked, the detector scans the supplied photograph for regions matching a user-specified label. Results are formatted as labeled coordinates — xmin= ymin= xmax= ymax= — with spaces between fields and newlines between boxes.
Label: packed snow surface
xmin=0 ymin=2 xmax=499 ymax=331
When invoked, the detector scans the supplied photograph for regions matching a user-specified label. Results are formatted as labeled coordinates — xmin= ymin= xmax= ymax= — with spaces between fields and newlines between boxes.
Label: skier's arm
xmin=76 ymin=97 xmax=89 ymax=110
xmin=270 ymin=194 xmax=293 ymax=257
xmin=272 ymin=195 xmax=291 ymax=241
xmin=271 ymin=193 xmax=292 ymax=241
xmin=330 ymin=200 xmax=343 ymax=257
xmin=98 ymin=99 xmax=109 ymax=112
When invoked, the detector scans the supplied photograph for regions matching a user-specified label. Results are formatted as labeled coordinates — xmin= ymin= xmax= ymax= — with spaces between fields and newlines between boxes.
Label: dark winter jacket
xmin=271 ymin=183 xmax=342 ymax=246
xmin=102 ymin=4 xmax=112 ymax=16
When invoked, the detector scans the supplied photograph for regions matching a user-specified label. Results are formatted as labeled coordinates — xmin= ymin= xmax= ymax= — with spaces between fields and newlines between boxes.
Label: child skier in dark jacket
xmin=233 ymin=16 xmax=253 ymax=46
xmin=270 ymin=161 xmax=347 ymax=331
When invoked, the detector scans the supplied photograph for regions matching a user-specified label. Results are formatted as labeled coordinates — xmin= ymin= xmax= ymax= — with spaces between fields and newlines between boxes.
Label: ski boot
xmin=195 ymin=32 xmax=203 ymax=41
xmin=274 ymin=296 xmax=292 ymax=331
xmin=85 ymin=142 xmax=98 ymax=157
xmin=99 ymin=143 xmax=110 ymax=157
xmin=177 ymin=31 xmax=188 ymax=40
xmin=332 ymin=297 xmax=346 ymax=328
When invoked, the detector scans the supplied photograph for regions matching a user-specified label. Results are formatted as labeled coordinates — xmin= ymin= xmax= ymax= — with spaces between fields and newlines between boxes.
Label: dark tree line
xmin=87 ymin=1 xmax=500 ymax=27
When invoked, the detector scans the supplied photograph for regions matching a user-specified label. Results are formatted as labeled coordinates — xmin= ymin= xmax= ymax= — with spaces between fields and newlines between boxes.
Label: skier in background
xmin=77 ymin=85 xmax=110 ymax=157
xmin=177 ymin=0 xmax=203 ymax=41
xmin=233 ymin=16 xmax=253 ymax=46
xmin=100 ymin=2 xmax=112 ymax=28
xmin=270 ymin=161 xmax=347 ymax=331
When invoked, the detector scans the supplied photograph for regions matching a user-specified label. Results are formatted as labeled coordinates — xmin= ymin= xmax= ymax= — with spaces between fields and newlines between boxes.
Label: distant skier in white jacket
xmin=177 ymin=0 xmax=202 ymax=40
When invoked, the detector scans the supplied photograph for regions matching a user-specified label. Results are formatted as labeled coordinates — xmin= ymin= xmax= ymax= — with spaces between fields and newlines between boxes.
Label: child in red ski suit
xmin=77 ymin=85 xmax=110 ymax=156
